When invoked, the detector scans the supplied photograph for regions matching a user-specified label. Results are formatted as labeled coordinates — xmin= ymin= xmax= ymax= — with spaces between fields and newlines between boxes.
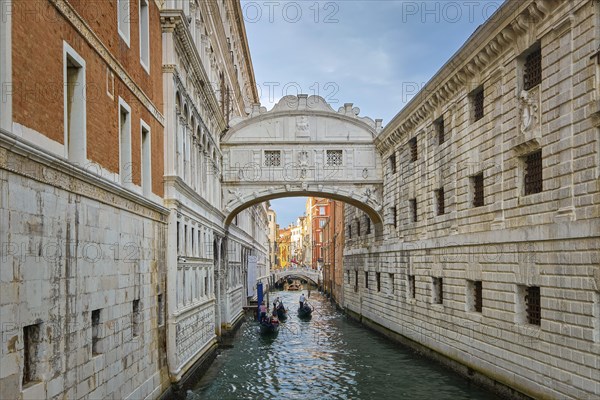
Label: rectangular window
xmin=132 ymin=299 xmax=140 ymax=337
xmin=364 ymin=271 xmax=369 ymax=289
xmin=348 ymin=224 xmax=352 ymax=238
xmin=326 ymin=150 xmax=343 ymax=167
xmin=204 ymin=276 xmax=209 ymax=297
xmin=388 ymin=273 xmax=394 ymax=294
xmin=435 ymin=188 xmax=445 ymax=216
xmin=118 ymin=0 xmax=131 ymax=46
xmin=22 ymin=324 xmax=41 ymax=385
xmin=389 ymin=153 xmax=397 ymax=174
xmin=365 ymin=218 xmax=371 ymax=235
xmin=176 ymin=221 xmax=180 ymax=254
xmin=523 ymin=45 xmax=542 ymax=91
xmin=184 ymin=224 xmax=188 ymax=255
xmin=139 ymin=0 xmax=150 ymax=71
xmin=376 ymin=272 xmax=381 ymax=292
xmin=467 ymin=280 xmax=483 ymax=313
xmin=471 ymin=173 xmax=484 ymax=208
xmin=526 ymin=286 xmax=541 ymax=325
xmin=594 ymin=291 xmax=599 ymax=343
xmin=319 ymin=206 xmax=326 ymax=216
xmin=471 ymin=86 xmax=484 ymax=122
xmin=354 ymin=271 xmax=358 ymax=292
xmin=435 ymin=116 xmax=445 ymax=145
xmin=408 ymin=275 xmax=416 ymax=299
xmin=524 ymin=150 xmax=543 ymax=195
xmin=432 ymin=277 xmax=443 ymax=305
xmin=347 ymin=270 xmax=351 ymax=285
xmin=264 ymin=150 xmax=281 ymax=167
xmin=119 ymin=99 xmax=132 ymax=185
xmin=392 ymin=206 xmax=397 ymax=229
xmin=91 ymin=309 xmax=101 ymax=355
xmin=157 ymin=294 xmax=164 ymax=326
xmin=141 ymin=122 xmax=151 ymax=196
xmin=409 ymin=198 xmax=417 ymax=223
xmin=319 ymin=219 xmax=326 ymax=228
xmin=64 ymin=43 xmax=86 ymax=164
xmin=409 ymin=137 xmax=418 ymax=162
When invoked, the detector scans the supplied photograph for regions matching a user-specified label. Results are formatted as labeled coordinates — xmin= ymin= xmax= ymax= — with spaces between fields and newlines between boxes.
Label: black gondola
xmin=298 ymin=303 xmax=313 ymax=318
xmin=276 ymin=305 xmax=287 ymax=320
xmin=259 ymin=317 xmax=280 ymax=334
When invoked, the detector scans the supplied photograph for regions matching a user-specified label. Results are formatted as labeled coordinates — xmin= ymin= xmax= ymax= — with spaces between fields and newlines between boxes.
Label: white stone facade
xmin=344 ymin=0 xmax=600 ymax=398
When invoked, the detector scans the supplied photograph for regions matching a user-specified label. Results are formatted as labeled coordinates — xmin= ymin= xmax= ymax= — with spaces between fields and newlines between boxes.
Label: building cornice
xmin=230 ymin=0 xmax=259 ymax=103
xmin=0 ymin=128 xmax=169 ymax=219
xmin=49 ymin=0 xmax=165 ymax=126
xmin=375 ymin=0 xmax=561 ymax=153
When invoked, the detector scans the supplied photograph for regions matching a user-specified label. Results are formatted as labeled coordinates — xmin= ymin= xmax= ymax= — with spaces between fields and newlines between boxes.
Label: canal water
xmin=186 ymin=291 xmax=502 ymax=400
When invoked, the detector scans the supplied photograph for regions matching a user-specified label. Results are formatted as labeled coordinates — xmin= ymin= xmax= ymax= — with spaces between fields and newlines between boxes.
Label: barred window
xmin=472 ymin=173 xmax=484 ymax=208
xmin=264 ymin=150 xmax=281 ymax=167
xmin=435 ymin=117 xmax=445 ymax=145
xmin=365 ymin=217 xmax=371 ymax=235
xmin=524 ymin=150 xmax=543 ymax=195
xmin=435 ymin=188 xmax=445 ymax=216
xmin=526 ymin=286 xmax=541 ymax=325
xmin=326 ymin=150 xmax=343 ymax=166
xmin=471 ymin=86 xmax=484 ymax=122
xmin=408 ymin=275 xmax=416 ymax=299
xmin=468 ymin=280 xmax=483 ymax=313
xmin=409 ymin=138 xmax=418 ymax=162
xmin=389 ymin=153 xmax=397 ymax=174
xmin=410 ymin=198 xmax=417 ymax=223
xmin=433 ymin=277 xmax=443 ymax=304
xmin=393 ymin=206 xmax=397 ymax=229
xmin=524 ymin=46 xmax=542 ymax=91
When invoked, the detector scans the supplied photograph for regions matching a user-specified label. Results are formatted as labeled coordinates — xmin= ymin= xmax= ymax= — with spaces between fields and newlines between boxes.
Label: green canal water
xmin=186 ymin=291 xmax=502 ymax=400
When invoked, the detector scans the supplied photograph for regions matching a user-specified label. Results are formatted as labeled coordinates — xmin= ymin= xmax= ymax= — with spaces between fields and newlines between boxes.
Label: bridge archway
xmin=221 ymin=95 xmax=385 ymax=236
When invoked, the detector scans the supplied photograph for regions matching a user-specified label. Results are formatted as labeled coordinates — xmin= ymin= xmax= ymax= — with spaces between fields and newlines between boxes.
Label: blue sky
xmin=243 ymin=1 xmax=504 ymax=226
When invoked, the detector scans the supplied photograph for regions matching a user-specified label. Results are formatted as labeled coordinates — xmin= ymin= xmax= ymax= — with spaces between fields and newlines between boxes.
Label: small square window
xmin=524 ymin=150 xmax=543 ymax=195
xmin=409 ymin=138 xmax=418 ymax=162
xmin=264 ymin=150 xmax=281 ymax=167
xmin=471 ymin=173 xmax=484 ymax=208
xmin=435 ymin=188 xmax=445 ymax=216
xmin=432 ymin=277 xmax=443 ymax=304
xmin=471 ymin=86 xmax=484 ymax=122
xmin=326 ymin=150 xmax=343 ymax=166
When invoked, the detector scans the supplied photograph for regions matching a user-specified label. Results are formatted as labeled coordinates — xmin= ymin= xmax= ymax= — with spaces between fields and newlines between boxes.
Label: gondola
xmin=259 ymin=317 xmax=280 ymax=334
xmin=297 ymin=303 xmax=313 ymax=318
xmin=276 ymin=305 xmax=287 ymax=321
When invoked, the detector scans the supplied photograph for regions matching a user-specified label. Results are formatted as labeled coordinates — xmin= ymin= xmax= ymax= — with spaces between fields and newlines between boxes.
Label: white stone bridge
xmin=220 ymin=95 xmax=385 ymax=236
xmin=272 ymin=266 xmax=323 ymax=286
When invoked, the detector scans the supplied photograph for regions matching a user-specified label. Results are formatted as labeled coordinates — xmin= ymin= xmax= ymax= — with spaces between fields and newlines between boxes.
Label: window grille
xmin=474 ymin=281 xmax=483 ymax=313
xmin=472 ymin=173 xmax=484 ymax=207
xmin=409 ymin=138 xmax=418 ymax=162
xmin=435 ymin=117 xmax=445 ymax=145
xmin=389 ymin=154 xmax=397 ymax=174
xmin=472 ymin=87 xmax=484 ymax=122
xmin=524 ymin=150 xmax=543 ymax=195
xmin=435 ymin=188 xmax=445 ymax=216
xmin=326 ymin=150 xmax=343 ymax=166
xmin=264 ymin=150 xmax=281 ymax=167
xmin=526 ymin=286 xmax=541 ymax=325
xmin=409 ymin=275 xmax=416 ymax=298
xmin=524 ymin=47 xmax=542 ymax=91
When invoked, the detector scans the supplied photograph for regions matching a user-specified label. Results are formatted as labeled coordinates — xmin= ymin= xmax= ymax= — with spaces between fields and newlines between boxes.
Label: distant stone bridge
xmin=272 ymin=266 xmax=323 ymax=285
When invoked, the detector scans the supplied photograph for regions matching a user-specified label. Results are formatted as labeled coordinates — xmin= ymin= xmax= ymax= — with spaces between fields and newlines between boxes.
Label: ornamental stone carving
xmin=519 ymin=88 xmax=539 ymax=134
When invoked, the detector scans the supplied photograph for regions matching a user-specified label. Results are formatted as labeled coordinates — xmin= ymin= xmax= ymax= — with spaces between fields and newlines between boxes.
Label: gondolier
xmin=299 ymin=293 xmax=305 ymax=308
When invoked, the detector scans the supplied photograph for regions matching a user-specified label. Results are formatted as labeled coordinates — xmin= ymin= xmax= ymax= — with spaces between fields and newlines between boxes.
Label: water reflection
xmin=187 ymin=291 xmax=501 ymax=400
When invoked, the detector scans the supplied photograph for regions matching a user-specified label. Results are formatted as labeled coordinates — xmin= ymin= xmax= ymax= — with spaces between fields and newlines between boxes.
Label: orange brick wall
xmin=12 ymin=0 xmax=164 ymax=196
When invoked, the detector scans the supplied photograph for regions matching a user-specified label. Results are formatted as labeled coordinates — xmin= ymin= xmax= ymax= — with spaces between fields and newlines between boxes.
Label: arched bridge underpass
xmin=272 ymin=266 xmax=323 ymax=286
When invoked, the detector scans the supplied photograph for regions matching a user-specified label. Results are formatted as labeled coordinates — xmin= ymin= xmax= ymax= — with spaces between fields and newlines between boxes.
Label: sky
xmin=242 ymin=1 xmax=505 ymax=227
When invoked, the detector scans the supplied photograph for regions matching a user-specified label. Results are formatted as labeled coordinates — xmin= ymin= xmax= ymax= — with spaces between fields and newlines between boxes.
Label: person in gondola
xmin=299 ymin=293 xmax=305 ymax=308
xmin=259 ymin=301 xmax=267 ymax=322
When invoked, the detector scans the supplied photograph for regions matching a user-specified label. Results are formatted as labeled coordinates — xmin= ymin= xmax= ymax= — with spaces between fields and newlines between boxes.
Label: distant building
xmin=267 ymin=204 xmax=278 ymax=270
xmin=322 ymin=201 xmax=345 ymax=302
